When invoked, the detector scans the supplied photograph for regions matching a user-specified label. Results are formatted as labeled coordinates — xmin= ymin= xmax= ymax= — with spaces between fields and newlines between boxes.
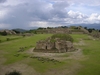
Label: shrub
xmin=51 ymin=33 xmax=74 ymax=42
xmin=0 ymin=40 xmax=1 ymax=43
xmin=5 ymin=70 xmax=21 ymax=75
xmin=6 ymin=38 xmax=10 ymax=41
xmin=0 ymin=31 xmax=7 ymax=36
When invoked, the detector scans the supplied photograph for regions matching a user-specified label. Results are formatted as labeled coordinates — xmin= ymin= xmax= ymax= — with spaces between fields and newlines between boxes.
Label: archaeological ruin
xmin=0 ymin=29 xmax=16 ymax=35
xmin=34 ymin=34 xmax=74 ymax=53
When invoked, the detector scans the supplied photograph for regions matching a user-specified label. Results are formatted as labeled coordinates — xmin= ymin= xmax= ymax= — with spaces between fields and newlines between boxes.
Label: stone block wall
xmin=34 ymin=38 xmax=74 ymax=53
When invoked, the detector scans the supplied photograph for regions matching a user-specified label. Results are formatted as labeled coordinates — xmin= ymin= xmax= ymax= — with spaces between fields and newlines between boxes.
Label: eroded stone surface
xmin=34 ymin=38 xmax=74 ymax=53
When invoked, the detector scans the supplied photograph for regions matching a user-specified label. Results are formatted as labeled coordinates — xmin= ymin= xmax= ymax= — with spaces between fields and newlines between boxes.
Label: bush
xmin=5 ymin=70 xmax=21 ymax=75
xmin=51 ymin=33 xmax=74 ymax=42
xmin=0 ymin=31 xmax=7 ymax=36
xmin=0 ymin=40 xmax=1 ymax=42
xmin=6 ymin=38 xmax=10 ymax=41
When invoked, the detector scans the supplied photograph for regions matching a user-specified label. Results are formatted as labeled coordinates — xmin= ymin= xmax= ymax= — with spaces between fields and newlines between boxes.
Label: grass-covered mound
xmin=51 ymin=33 xmax=74 ymax=42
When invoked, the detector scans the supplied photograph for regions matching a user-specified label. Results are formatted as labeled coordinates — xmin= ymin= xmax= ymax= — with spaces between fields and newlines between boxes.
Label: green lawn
xmin=70 ymin=34 xmax=89 ymax=42
xmin=0 ymin=35 xmax=22 ymax=43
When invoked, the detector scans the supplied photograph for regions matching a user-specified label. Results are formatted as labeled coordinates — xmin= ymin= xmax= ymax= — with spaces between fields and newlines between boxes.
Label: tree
xmin=61 ymin=26 xmax=68 ymax=28
xmin=87 ymin=28 xmax=92 ymax=33
xmin=47 ymin=27 xmax=53 ymax=29
xmin=38 ymin=27 xmax=45 ymax=30
xmin=12 ymin=30 xmax=20 ymax=34
xmin=84 ymin=27 xmax=87 ymax=29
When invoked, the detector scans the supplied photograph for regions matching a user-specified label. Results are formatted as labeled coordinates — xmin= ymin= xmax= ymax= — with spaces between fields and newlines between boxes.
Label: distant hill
xmin=85 ymin=24 xmax=100 ymax=29
xmin=69 ymin=23 xmax=100 ymax=29
xmin=12 ymin=28 xmax=27 ymax=33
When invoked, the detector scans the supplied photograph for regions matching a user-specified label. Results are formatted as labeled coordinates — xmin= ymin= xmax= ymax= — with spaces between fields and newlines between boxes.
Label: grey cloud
xmin=0 ymin=0 xmax=53 ymax=29
xmin=50 ymin=0 xmax=100 ymax=6
xmin=0 ymin=0 xmax=6 ymax=3
xmin=3 ymin=0 xmax=69 ymax=24
xmin=53 ymin=1 xmax=69 ymax=9
xmin=52 ymin=1 xmax=69 ymax=17
xmin=0 ymin=0 xmax=100 ymax=29
xmin=69 ymin=0 xmax=100 ymax=6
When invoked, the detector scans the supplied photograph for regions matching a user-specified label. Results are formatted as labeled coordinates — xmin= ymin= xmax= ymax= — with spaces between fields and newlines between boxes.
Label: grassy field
xmin=77 ymin=40 xmax=100 ymax=75
xmin=71 ymin=34 xmax=100 ymax=75
xmin=0 ymin=35 xmax=22 ymax=43
xmin=0 ymin=34 xmax=52 ymax=64
xmin=0 ymin=34 xmax=100 ymax=75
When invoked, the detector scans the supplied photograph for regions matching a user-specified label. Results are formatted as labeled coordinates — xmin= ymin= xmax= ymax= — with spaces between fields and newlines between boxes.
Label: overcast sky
xmin=0 ymin=0 xmax=100 ymax=29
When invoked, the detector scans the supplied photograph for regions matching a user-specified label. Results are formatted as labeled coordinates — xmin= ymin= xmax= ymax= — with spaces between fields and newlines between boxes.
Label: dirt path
xmin=26 ymin=47 xmax=84 ymax=61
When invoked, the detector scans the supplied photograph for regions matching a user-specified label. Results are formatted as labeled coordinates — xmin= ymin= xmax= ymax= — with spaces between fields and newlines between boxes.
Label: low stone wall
xmin=71 ymin=32 xmax=84 ymax=34
xmin=33 ymin=49 xmax=60 ymax=53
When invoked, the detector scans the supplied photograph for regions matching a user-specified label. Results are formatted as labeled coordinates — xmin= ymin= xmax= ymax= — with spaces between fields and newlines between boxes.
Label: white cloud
xmin=89 ymin=13 xmax=99 ymax=20
xmin=86 ymin=13 xmax=100 ymax=23
xmin=68 ymin=10 xmax=87 ymax=19
xmin=84 ymin=13 xmax=100 ymax=24
xmin=29 ymin=21 xmax=48 ymax=27
xmin=0 ymin=9 xmax=9 ymax=19
xmin=29 ymin=21 xmax=63 ymax=27
xmin=98 ymin=15 xmax=100 ymax=20
xmin=68 ymin=10 xmax=79 ymax=18
xmin=67 ymin=10 xmax=100 ymax=24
